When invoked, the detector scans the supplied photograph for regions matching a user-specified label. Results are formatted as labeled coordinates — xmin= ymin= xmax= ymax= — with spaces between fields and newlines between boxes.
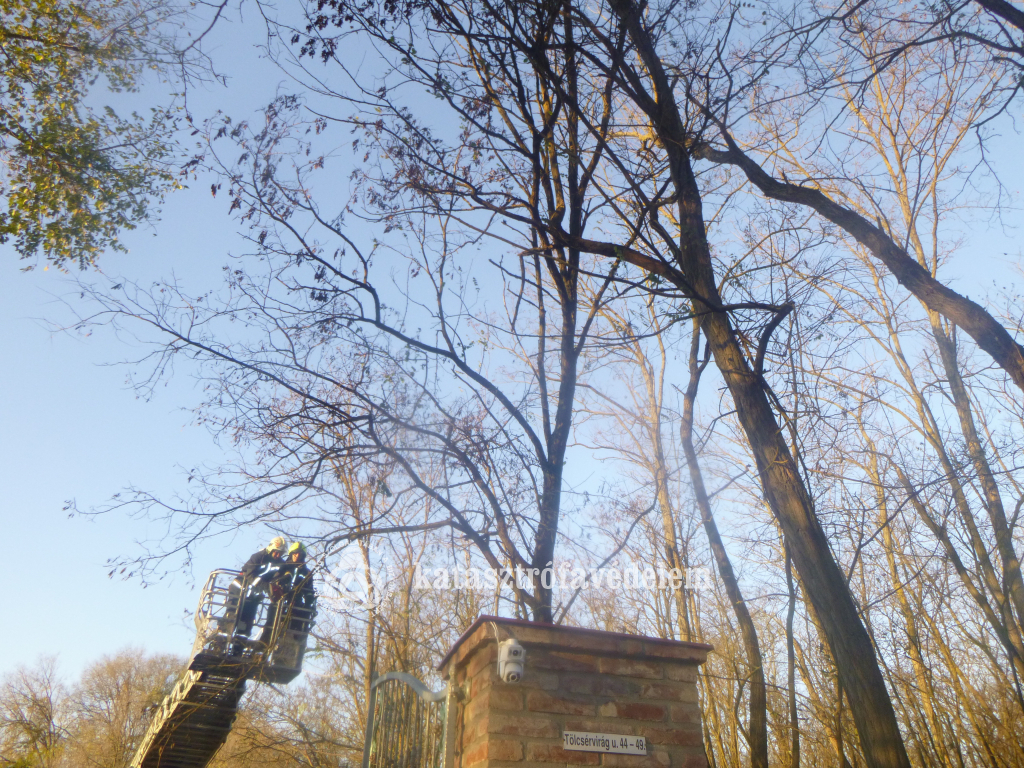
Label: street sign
xmin=562 ymin=731 xmax=648 ymax=755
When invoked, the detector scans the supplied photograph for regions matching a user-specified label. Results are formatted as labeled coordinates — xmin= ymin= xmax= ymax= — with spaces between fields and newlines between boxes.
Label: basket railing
xmin=189 ymin=567 xmax=315 ymax=683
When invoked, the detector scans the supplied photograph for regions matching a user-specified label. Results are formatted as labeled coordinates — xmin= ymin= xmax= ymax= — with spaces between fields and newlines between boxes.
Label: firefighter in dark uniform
xmin=258 ymin=541 xmax=316 ymax=646
xmin=230 ymin=537 xmax=287 ymax=653
xmin=285 ymin=542 xmax=316 ymax=631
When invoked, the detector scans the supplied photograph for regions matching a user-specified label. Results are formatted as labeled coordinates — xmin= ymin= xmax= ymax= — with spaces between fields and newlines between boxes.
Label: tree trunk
xmin=786 ymin=553 xmax=800 ymax=768
xmin=604 ymin=4 xmax=912 ymax=765
xmin=679 ymin=321 xmax=769 ymax=768
xmin=929 ymin=315 xmax=1024 ymax=641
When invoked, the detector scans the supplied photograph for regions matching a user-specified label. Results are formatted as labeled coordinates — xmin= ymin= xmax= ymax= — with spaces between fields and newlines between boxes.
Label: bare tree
xmin=64 ymin=650 xmax=180 ymax=768
xmin=685 ymin=0 xmax=1024 ymax=394
xmin=0 ymin=658 xmax=68 ymax=768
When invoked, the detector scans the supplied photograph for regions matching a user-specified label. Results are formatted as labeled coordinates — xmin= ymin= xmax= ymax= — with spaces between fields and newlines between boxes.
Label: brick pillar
xmin=438 ymin=617 xmax=712 ymax=768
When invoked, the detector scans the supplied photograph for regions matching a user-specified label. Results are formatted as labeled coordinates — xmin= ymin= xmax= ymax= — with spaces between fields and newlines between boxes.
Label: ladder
xmin=131 ymin=670 xmax=246 ymax=768
xmin=130 ymin=568 xmax=316 ymax=768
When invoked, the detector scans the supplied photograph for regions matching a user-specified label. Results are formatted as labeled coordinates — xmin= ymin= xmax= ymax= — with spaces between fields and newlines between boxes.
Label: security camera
xmin=497 ymin=639 xmax=526 ymax=683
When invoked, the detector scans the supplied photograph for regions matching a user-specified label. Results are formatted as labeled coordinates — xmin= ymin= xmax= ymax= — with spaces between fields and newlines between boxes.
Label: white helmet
xmin=267 ymin=536 xmax=287 ymax=554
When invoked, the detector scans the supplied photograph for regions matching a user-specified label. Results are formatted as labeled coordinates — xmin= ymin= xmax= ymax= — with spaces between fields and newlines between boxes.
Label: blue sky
xmin=1 ymin=218 xmax=212 ymax=671
xmin=0 ymin=12 xmax=287 ymax=676
xmin=0 ymin=181 xmax=277 ymax=674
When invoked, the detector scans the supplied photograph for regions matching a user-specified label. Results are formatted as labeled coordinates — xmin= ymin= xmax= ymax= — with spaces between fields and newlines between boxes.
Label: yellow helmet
xmin=288 ymin=541 xmax=306 ymax=556
xmin=267 ymin=537 xmax=287 ymax=553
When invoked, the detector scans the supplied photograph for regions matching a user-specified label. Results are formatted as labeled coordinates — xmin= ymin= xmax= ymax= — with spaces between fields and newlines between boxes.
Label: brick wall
xmin=438 ymin=617 xmax=711 ymax=768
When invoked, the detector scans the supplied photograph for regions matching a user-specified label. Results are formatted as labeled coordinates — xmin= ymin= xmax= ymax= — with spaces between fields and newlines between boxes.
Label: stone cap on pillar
xmin=438 ymin=615 xmax=712 ymax=678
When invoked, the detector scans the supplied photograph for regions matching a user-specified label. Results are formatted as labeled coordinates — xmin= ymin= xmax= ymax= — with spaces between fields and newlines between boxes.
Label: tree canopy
xmin=0 ymin=0 xmax=196 ymax=267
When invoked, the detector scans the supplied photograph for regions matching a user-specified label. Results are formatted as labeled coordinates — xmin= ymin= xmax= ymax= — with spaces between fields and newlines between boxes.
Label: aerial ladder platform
xmin=131 ymin=568 xmax=316 ymax=768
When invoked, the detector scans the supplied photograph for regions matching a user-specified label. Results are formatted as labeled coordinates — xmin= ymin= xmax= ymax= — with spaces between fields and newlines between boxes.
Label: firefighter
xmin=258 ymin=541 xmax=316 ymax=646
xmin=284 ymin=542 xmax=316 ymax=631
xmin=241 ymin=536 xmax=287 ymax=581
xmin=230 ymin=537 xmax=287 ymax=653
